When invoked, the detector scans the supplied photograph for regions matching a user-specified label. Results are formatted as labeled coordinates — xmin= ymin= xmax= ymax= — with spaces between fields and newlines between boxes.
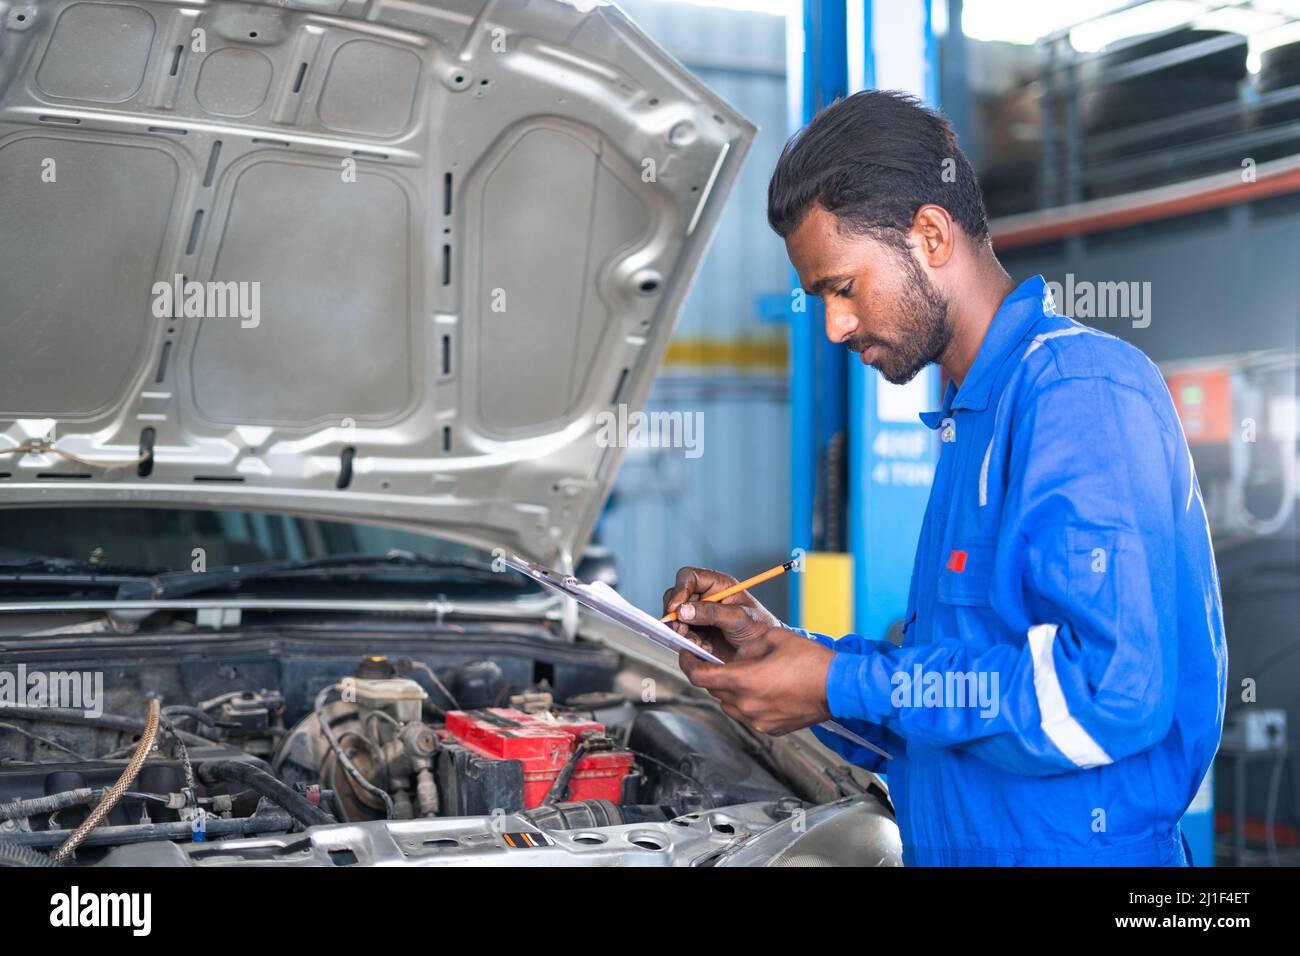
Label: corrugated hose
xmin=52 ymin=698 xmax=161 ymax=864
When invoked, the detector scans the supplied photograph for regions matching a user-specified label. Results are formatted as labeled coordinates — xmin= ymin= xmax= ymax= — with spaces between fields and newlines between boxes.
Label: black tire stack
xmin=1079 ymin=29 xmax=1248 ymax=198
xmin=1248 ymin=41 xmax=1300 ymax=164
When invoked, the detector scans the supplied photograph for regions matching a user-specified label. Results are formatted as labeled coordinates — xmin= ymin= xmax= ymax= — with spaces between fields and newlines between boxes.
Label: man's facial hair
xmin=845 ymin=247 xmax=952 ymax=386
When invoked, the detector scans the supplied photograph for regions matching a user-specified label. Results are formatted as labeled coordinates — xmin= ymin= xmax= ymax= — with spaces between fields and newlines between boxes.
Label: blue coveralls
xmin=805 ymin=275 xmax=1228 ymax=866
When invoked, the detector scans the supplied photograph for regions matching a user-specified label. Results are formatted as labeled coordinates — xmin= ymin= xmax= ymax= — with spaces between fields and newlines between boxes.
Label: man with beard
xmin=662 ymin=91 xmax=1227 ymax=866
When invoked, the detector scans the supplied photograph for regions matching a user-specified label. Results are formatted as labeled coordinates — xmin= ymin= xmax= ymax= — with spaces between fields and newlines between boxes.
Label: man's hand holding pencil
xmin=663 ymin=566 xmax=837 ymax=737
xmin=661 ymin=566 xmax=784 ymax=662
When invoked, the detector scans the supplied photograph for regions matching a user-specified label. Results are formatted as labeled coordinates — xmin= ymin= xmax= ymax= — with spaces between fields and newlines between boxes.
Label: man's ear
xmin=911 ymin=204 xmax=955 ymax=269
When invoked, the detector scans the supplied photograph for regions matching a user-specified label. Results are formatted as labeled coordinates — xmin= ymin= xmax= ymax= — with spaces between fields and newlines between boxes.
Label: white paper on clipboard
xmin=503 ymin=554 xmax=724 ymax=664
xmin=503 ymin=554 xmax=892 ymax=761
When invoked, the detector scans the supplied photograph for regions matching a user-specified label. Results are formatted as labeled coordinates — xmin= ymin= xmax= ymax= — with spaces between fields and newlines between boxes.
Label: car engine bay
xmin=0 ymin=626 xmax=899 ymax=866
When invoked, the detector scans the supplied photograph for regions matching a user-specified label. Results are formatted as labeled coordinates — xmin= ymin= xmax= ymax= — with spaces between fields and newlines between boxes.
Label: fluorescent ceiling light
xmin=962 ymin=0 xmax=1133 ymax=45
xmin=1069 ymin=1 xmax=1208 ymax=51
xmin=964 ymin=0 xmax=1300 ymax=49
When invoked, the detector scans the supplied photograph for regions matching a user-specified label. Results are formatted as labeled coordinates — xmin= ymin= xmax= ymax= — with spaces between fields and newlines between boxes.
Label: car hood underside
xmin=0 ymin=0 xmax=754 ymax=568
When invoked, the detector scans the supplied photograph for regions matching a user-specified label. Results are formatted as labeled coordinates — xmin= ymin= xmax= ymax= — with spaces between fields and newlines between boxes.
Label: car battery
xmin=436 ymin=708 xmax=635 ymax=815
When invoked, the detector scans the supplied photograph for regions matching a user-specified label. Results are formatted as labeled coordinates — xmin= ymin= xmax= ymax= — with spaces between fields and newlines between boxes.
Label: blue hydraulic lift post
xmin=789 ymin=0 xmax=849 ymax=626
xmin=848 ymin=0 xmax=941 ymax=641
xmin=939 ymin=0 xmax=969 ymax=145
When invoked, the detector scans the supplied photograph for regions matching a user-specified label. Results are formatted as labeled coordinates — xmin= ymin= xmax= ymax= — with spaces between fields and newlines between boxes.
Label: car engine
xmin=0 ymin=639 xmax=900 ymax=867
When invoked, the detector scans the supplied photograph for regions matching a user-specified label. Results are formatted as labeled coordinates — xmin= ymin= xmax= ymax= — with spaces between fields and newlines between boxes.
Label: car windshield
xmin=0 ymin=507 xmax=530 ymax=599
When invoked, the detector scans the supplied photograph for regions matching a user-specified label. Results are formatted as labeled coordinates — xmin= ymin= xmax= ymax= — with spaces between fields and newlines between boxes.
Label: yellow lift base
xmin=797 ymin=551 xmax=853 ymax=639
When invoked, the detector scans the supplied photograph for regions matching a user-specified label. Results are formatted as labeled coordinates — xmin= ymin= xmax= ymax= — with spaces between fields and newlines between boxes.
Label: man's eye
xmin=834 ymin=283 xmax=854 ymax=298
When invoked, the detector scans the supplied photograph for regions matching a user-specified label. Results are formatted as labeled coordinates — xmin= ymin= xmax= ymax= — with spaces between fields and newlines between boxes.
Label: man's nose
xmin=823 ymin=301 xmax=858 ymax=345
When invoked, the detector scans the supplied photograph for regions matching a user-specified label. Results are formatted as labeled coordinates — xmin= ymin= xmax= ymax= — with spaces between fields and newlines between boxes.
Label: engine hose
xmin=0 ymin=790 xmax=173 ymax=824
xmin=1 ymin=811 xmax=296 ymax=851
xmin=0 ymin=788 xmax=96 ymax=822
xmin=53 ymin=698 xmax=160 ymax=864
xmin=0 ymin=706 xmax=210 ymax=747
xmin=0 ymin=842 xmax=58 ymax=867
xmin=521 ymin=800 xmax=671 ymax=831
xmin=523 ymin=798 xmax=623 ymax=830
xmin=196 ymin=759 xmax=335 ymax=828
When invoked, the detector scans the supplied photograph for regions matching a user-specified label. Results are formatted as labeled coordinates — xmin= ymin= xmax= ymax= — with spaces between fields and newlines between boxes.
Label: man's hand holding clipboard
xmin=503 ymin=555 xmax=890 ymax=761
xmin=662 ymin=567 xmax=891 ymax=761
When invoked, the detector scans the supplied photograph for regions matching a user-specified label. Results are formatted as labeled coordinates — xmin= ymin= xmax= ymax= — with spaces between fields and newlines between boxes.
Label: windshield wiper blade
xmin=114 ymin=550 xmax=521 ymax=601
xmin=0 ymin=558 xmax=164 ymax=583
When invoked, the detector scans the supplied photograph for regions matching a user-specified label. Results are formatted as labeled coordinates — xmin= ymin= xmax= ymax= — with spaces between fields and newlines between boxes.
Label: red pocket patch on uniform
xmin=946 ymin=549 xmax=968 ymax=573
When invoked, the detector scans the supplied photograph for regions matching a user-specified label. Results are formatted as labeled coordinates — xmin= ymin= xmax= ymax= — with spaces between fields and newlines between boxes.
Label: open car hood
xmin=0 ymin=0 xmax=754 ymax=567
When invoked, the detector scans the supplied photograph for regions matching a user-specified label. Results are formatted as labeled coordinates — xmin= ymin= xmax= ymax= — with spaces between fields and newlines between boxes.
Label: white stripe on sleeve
xmin=1027 ymin=623 xmax=1113 ymax=769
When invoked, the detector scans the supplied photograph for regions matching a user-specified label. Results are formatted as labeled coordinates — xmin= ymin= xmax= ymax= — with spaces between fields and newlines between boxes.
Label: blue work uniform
xmin=805 ymin=274 xmax=1228 ymax=866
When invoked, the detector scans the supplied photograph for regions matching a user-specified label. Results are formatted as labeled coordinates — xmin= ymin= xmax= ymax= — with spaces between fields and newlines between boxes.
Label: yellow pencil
xmin=660 ymin=560 xmax=796 ymax=623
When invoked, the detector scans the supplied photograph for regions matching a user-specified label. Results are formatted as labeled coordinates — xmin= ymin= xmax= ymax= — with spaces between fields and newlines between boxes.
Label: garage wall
xmin=596 ymin=1 xmax=796 ymax=617
xmin=998 ymin=200 xmax=1300 ymax=364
